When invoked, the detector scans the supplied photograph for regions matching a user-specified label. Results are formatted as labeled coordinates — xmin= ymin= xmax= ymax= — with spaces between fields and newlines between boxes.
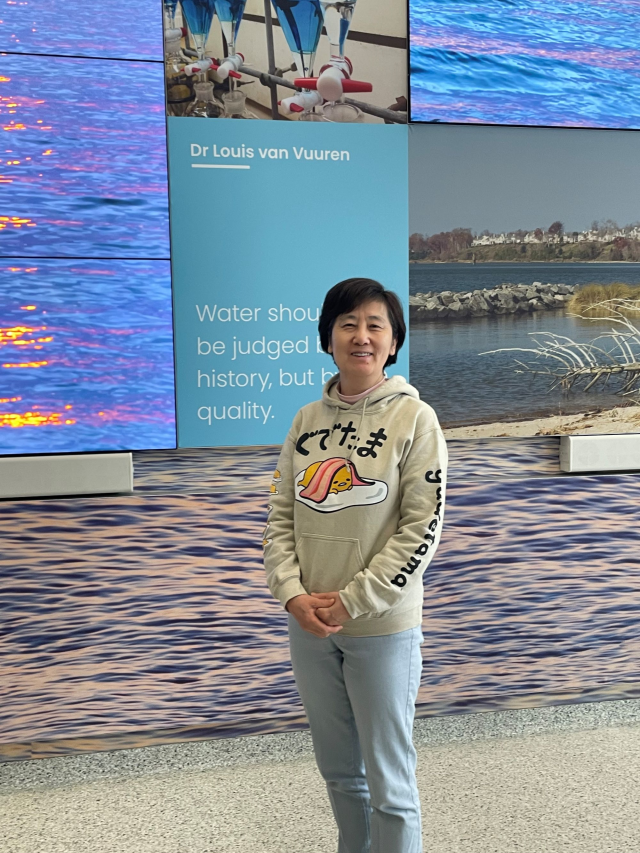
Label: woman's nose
xmin=353 ymin=324 xmax=370 ymax=342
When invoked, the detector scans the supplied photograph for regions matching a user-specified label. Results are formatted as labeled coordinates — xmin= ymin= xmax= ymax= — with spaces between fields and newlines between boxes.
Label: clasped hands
xmin=286 ymin=592 xmax=351 ymax=638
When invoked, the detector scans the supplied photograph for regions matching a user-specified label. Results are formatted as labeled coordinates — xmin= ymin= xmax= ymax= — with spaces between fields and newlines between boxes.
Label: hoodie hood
xmin=322 ymin=373 xmax=420 ymax=411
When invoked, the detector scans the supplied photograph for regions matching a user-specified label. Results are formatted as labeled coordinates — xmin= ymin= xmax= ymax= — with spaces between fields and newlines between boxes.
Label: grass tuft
xmin=568 ymin=282 xmax=640 ymax=318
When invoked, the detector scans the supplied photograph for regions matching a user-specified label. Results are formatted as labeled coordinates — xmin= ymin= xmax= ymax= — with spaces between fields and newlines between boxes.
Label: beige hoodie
xmin=263 ymin=375 xmax=448 ymax=637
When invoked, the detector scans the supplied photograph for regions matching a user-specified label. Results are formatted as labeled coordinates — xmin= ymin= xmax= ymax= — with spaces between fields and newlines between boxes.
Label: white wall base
xmin=560 ymin=434 xmax=640 ymax=473
xmin=0 ymin=453 xmax=133 ymax=499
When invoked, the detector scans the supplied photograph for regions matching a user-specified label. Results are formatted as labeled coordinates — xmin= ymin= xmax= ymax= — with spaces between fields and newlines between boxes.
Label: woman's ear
xmin=390 ymin=338 xmax=397 ymax=356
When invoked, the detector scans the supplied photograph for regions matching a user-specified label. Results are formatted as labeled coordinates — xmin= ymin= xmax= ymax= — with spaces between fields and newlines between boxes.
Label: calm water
xmin=0 ymin=0 xmax=164 ymax=60
xmin=2 ymin=446 xmax=640 ymax=744
xmin=410 ymin=0 xmax=640 ymax=128
xmin=0 ymin=260 xmax=176 ymax=454
xmin=0 ymin=53 xmax=169 ymax=258
xmin=410 ymin=263 xmax=640 ymax=425
xmin=410 ymin=263 xmax=640 ymax=296
xmin=411 ymin=312 xmax=630 ymax=426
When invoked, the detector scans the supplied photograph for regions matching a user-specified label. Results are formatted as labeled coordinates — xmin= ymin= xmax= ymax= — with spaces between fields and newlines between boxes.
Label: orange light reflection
xmin=0 ymin=216 xmax=35 ymax=229
xmin=3 ymin=361 xmax=48 ymax=368
xmin=0 ymin=325 xmax=46 ymax=345
xmin=0 ymin=411 xmax=76 ymax=428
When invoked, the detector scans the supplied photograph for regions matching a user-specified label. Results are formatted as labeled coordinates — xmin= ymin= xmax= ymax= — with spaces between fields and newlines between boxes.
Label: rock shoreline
xmin=409 ymin=282 xmax=577 ymax=321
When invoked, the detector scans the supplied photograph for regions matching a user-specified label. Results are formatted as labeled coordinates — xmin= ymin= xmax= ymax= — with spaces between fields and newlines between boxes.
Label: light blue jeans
xmin=288 ymin=615 xmax=424 ymax=853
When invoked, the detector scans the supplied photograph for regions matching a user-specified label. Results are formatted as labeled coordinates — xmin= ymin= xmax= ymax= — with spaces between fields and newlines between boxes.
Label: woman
xmin=263 ymin=278 xmax=447 ymax=853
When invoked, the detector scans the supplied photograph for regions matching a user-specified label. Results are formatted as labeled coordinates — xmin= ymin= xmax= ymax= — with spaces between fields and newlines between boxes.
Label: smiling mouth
xmin=352 ymin=352 xmax=373 ymax=358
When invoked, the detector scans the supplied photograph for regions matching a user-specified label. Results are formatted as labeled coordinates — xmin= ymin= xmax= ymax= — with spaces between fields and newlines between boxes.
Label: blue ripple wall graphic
xmin=0 ymin=0 xmax=164 ymax=61
xmin=0 ymin=260 xmax=176 ymax=454
xmin=3 ymin=444 xmax=640 ymax=751
xmin=410 ymin=0 xmax=640 ymax=128
xmin=0 ymin=53 xmax=170 ymax=259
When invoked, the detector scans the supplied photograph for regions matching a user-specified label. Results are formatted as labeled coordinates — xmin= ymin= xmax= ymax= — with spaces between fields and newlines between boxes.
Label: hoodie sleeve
xmin=263 ymin=417 xmax=308 ymax=609
xmin=338 ymin=424 xmax=448 ymax=620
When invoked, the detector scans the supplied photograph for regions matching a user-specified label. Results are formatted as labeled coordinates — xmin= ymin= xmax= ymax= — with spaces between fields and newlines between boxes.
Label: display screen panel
xmin=0 ymin=0 xmax=164 ymax=61
xmin=168 ymin=119 xmax=408 ymax=448
xmin=0 ymin=53 xmax=170 ymax=259
xmin=409 ymin=0 xmax=640 ymax=129
xmin=0 ymin=260 xmax=175 ymax=454
xmin=164 ymin=0 xmax=407 ymax=124
xmin=409 ymin=123 xmax=640 ymax=438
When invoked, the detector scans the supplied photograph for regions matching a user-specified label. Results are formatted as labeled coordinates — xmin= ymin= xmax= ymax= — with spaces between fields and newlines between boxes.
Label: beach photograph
xmin=409 ymin=123 xmax=640 ymax=439
xmin=409 ymin=0 xmax=640 ymax=129
xmin=164 ymin=0 xmax=407 ymax=123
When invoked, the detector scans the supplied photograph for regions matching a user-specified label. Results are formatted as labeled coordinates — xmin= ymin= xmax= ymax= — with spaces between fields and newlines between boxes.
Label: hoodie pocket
xmin=296 ymin=533 xmax=364 ymax=594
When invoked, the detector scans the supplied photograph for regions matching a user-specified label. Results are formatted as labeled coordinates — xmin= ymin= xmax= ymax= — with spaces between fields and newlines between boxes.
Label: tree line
xmin=409 ymin=229 xmax=474 ymax=261
xmin=410 ymin=221 xmax=640 ymax=262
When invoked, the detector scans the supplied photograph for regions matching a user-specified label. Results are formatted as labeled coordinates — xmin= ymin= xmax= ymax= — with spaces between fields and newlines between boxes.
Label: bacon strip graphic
xmin=299 ymin=457 xmax=372 ymax=504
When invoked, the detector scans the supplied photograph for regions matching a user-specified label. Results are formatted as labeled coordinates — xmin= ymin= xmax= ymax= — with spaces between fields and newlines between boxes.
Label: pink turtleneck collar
xmin=336 ymin=375 xmax=387 ymax=404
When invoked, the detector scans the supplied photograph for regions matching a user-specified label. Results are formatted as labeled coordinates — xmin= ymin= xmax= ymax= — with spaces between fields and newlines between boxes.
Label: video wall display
xmin=0 ymin=0 xmax=164 ymax=60
xmin=408 ymin=123 xmax=640 ymax=439
xmin=164 ymin=0 xmax=407 ymax=123
xmin=409 ymin=0 xmax=640 ymax=129
xmin=4 ymin=0 xmax=640 ymax=457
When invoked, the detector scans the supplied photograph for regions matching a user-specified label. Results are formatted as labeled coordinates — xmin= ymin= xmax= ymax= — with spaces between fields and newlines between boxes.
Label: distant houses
xmin=471 ymin=224 xmax=640 ymax=247
xmin=409 ymin=222 xmax=640 ymax=262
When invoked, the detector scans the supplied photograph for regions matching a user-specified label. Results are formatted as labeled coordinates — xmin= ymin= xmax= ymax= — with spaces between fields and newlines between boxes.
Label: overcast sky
xmin=409 ymin=124 xmax=640 ymax=235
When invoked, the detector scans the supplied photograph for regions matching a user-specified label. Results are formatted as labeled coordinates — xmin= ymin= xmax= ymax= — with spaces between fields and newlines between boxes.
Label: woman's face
xmin=329 ymin=299 xmax=397 ymax=388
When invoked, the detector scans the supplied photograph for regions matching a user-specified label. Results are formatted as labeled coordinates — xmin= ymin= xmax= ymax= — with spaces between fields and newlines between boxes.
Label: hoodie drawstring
xmin=347 ymin=397 xmax=368 ymax=462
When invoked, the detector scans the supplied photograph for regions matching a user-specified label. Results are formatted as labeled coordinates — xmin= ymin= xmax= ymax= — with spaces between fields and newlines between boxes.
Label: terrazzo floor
xmin=2 ymin=710 xmax=640 ymax=853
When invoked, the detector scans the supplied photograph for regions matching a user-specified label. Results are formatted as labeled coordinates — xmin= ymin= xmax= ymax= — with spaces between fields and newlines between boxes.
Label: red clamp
xmin=293 ymin=77 xmax=373 ymax=94
xmin=211 ymin=62 xmax=242 ymax=80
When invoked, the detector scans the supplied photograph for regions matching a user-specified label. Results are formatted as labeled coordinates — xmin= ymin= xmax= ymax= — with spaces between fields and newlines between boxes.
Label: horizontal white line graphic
xmin=191 ymin=164 xmax=251 ymax=169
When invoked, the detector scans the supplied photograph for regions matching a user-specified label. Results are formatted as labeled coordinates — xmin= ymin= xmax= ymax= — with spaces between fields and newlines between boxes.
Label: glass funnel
xmin=180 ymin=0 xmax=217 ymax=59
xmin=271 ymin=0 xmax=323 ymax=78
xmin=320 ymin=0 xmax=356 ymax=59
xmin=164 ymin=0 xmax=179 ymax=28
xmin=213 ymin=0 xmax=247 ymax=57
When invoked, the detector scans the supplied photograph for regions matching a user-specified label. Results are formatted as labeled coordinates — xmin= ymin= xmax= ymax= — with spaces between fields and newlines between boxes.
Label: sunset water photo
xmin=0 ymin=261 xmax=176 ymax=454
xmin=0 ymin=27 xmax=175 ymax=453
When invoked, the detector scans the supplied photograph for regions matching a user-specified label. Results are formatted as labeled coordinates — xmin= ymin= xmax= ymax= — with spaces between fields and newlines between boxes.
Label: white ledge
xmin=560 ymin=434 xmax=640 ymax=473
xmin=0 ymin=452 xmax=133 ymax=499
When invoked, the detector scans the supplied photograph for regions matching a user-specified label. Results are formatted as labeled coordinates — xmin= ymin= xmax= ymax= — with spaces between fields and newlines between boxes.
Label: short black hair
xmin=318 ymin=278 xmax=406 ymax=367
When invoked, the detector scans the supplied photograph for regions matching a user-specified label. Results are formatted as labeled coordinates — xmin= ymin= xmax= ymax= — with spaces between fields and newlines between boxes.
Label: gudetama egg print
xmin=298 ymin=461 xmax=353 ymax=494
